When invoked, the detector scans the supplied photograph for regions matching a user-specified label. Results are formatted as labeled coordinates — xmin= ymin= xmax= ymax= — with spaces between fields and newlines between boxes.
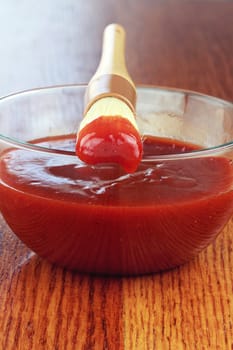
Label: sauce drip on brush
xmin=76 ymin=24 xmax=143 ymax=173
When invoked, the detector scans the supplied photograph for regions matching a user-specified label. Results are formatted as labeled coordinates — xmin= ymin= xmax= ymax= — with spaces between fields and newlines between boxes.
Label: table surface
xmin=0 ymin=1 xmax=233 ymax=349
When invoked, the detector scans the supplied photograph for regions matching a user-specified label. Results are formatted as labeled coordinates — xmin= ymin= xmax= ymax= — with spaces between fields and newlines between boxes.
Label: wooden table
xmin=0 ymin=1 xmax=232 ymax=349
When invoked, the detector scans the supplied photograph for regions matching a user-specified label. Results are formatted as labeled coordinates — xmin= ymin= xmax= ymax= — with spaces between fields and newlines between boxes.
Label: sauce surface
xmin=0 ymin=135 xmax=231 ymax=205
xmin=1 ymin=135 xmax=233 ymax=274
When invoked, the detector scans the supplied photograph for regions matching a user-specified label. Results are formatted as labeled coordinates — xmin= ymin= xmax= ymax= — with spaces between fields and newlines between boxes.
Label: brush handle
xmin=93 ymin=24 xmax=134 ymax=85
xmin=85 ymin=24 xmax=136 ymax=113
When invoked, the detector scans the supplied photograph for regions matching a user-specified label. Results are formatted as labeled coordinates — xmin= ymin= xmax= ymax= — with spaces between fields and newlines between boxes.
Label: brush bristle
xmin=80 ymin=97 xmax=138 ymax=131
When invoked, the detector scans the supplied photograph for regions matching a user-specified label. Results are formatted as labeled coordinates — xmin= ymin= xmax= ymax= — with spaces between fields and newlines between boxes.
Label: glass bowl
xmin=0 ymin=85 xmax=233 ymax=276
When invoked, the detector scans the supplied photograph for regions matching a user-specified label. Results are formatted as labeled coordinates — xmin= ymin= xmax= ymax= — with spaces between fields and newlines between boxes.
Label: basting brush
xmin=75 ymin=23 xmax=142 ymax=173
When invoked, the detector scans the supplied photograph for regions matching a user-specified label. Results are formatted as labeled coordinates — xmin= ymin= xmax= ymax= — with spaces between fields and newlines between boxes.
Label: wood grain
xmin=0 ymin=1 xmax=233 ymax=349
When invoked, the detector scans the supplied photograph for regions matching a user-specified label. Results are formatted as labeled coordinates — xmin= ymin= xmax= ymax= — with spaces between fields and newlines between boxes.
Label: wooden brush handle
xmin=85 ymin=24 xmax=136 ymax=113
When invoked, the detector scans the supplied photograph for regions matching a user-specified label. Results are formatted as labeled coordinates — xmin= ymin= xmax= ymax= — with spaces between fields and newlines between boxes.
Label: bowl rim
xmin=0 ymin=83 xmax=233 ymax=162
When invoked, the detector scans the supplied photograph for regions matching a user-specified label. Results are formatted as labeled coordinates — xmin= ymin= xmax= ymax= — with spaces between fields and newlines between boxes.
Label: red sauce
xmin=1 ymin=135 xmax=233 ymax=275
xmin=76 ymin=116 xmax=143 ymax=173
